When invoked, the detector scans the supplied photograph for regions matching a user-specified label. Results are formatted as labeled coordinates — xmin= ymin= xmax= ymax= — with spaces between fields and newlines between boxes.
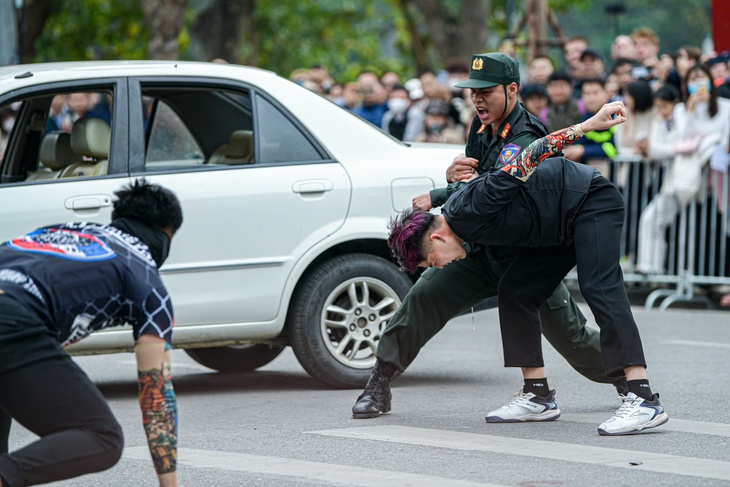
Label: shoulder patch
xmin=499 ymin=143 xmax=521 ymax=165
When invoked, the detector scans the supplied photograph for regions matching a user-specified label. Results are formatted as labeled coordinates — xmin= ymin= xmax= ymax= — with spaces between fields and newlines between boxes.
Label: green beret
xmin=455 ymin=53 xmax=521 ymax=89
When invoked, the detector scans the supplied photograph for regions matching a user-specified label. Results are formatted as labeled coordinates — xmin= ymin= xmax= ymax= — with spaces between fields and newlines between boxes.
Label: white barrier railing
xmin=569 ymin=154 xmax=729 ymax=310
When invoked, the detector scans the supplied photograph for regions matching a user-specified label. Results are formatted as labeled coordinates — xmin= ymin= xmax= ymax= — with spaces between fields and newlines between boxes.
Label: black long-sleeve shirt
xmin=442 ymin=157 xmax=599 ymax=248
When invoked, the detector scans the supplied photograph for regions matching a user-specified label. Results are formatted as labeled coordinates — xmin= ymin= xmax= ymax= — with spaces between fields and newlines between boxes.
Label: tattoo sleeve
xmin=138 ymin=365 xmax=178 ymax=474
xmin=499 ymin=124 xmax=585 ymax=181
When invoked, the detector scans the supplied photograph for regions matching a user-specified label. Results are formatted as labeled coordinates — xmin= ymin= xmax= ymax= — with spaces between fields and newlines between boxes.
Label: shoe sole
xmin=597 ymin=413 xmax=669 ymax=436
xmin=352 ymin=404 xmax=392 ymax=419
xmin=486 ymin=410 xmax=561 ymax=423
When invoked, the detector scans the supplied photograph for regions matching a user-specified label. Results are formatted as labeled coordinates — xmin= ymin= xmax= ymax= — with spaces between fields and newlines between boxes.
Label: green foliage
xmin=250 ymin=0 xmax=408 ymax=83
xmin=30 ymin=0 xmax=713 ymax=83
xmin=556 ymin=0 xmax=711 ymax=61
xmin=34 ymin=0 xmax=149 ymax=62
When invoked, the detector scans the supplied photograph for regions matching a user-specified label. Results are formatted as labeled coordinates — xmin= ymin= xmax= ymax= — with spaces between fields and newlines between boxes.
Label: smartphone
xmin=631 ymin=66 xmax=650 ymax=79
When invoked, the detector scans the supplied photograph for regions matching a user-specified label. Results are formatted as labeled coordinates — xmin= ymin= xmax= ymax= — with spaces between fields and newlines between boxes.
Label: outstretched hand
xmin=582 ymin=101 xmax=627 ymax=133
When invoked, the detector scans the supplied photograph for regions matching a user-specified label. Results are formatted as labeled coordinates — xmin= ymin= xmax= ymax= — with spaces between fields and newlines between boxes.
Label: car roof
xmin=0 ymin=60 xmax=417 ymax=159
xmin=0 ymin=60 xmax=279 ymax=90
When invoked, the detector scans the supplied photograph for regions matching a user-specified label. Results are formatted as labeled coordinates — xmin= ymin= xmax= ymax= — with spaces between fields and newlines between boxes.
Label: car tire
xmin=288 ymin=253 xmax=412 ymax=389
xmin=184 ymin=345 xmax=284 ymax=373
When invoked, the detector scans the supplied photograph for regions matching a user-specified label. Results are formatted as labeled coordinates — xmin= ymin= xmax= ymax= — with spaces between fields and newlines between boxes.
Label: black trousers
xmin=376 ymin=247 xmax=614 ymax=385
xmin=0 ymin=295 xmax=124 ymax=487
xmin=497 ymin=177 xmax=647 ymax=377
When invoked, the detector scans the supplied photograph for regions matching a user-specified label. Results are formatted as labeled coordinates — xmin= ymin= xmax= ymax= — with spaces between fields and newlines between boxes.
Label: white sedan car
xmin=0 ymin=61 xmax=459 ymax=388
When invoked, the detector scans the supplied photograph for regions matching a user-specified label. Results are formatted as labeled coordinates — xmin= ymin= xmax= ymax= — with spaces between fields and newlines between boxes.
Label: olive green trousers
xmin=376 ymin=249 xmax=612 ymax=384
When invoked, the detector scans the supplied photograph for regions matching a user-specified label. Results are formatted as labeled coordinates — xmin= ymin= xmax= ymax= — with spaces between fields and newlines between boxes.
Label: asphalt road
xmin=7 ymin=304 xmax=730 ymax=486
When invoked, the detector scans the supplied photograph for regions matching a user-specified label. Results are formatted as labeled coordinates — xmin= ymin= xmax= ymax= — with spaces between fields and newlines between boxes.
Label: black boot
xmin=352 ymin=360 xmax=396 ymax=419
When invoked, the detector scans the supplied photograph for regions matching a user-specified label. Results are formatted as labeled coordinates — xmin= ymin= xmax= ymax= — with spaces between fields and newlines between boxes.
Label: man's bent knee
xmin=90 ymin=417 xmax=125 ymax=471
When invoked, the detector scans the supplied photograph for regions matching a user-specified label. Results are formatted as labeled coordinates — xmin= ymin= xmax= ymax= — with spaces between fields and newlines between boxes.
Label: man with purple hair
xmin=388 ymin=101 xmax=668 ymax=436
xmin=352 ymin=52 xmax=622 ymax=422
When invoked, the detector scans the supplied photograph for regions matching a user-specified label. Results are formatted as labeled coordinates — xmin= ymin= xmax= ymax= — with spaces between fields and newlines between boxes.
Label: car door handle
xmin=64 ymin=195 xmax=113 ymax=210
xmin=292 ymin=180 xmax=334 ymax=194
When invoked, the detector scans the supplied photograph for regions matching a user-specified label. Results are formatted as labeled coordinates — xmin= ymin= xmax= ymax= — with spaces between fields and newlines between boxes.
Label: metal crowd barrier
xmin=568 ymin=154 xmax=730 ymax=310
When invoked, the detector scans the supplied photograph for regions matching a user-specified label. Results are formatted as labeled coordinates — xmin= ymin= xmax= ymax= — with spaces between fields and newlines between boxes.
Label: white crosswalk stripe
xmin=664 ymin=339 xmax=730 ymax=350
xmin=124 ymin=417 xmax=730 ymax=485
xmin=310 ymin=425 xmax=730 ymax=481
xmin=123 ymin=446 xmax=509 ymax=487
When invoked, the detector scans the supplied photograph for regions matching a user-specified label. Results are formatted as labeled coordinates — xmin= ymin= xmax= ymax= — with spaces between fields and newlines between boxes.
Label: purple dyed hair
xmin=387 ymin=208 xmax=437 ymax=273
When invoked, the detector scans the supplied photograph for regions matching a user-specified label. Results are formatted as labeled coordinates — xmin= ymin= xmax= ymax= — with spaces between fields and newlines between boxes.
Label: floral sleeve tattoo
xmin=499 ymin=124 xmax=584 ymax=180
xmin=138 ymin=365 xmax=178 ymax=474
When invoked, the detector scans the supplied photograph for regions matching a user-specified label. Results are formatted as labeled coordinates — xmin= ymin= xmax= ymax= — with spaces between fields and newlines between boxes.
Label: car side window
xmin=145 ymin=98 xmax=204 ymax=170
xmin=0 ymin=102 xmax=19 ymax=162
xmin=0 ymin=90 xmax=115 ymax=185
xmin=256 ymin=95 xmax=323 ymax=164
xmin=141 ymin=87 xmax=254 ymax=172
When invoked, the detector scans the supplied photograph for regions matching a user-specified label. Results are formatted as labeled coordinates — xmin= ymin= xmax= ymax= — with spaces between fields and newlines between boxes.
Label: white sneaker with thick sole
xmin=598 ymin=392 xmax=668 ymax=436
xmin=486 ymin=389 xmax=561 ymax=423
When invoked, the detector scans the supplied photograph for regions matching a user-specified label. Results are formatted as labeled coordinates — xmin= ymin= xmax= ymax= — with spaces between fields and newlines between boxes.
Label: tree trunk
xmin=398 ymin=0 xmax=431 ymax=73
xmin=18 ymin=0 xmax=58 ymax=63
xmin=525 ymin=0 xmax=549 ymax=61
xmin=412 ymin=0 xmax=491 ymax=70
xmin=139 ymin=0 xmax=187 ymax=60
xmin=456 ymin=0 xmax=491 ymax=59
xmin=192 ymin=0 xmax=256 ymax=64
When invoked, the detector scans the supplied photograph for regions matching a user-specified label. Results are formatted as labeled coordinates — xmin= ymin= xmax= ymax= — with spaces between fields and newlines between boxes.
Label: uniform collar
xmin=481 ymin=102 xmax=524 ymax=145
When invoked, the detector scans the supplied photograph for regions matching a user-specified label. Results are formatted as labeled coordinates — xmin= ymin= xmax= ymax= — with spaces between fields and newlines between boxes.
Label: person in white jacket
xmin=637 ymin=66 xmax=730 ymax=274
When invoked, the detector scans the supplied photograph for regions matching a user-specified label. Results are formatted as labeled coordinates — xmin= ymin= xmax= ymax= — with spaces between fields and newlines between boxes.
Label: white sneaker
xmin=486 ymin=389 xmax=561 ymax=423
xmin=598 ymin=392 xmax=668 ymax=436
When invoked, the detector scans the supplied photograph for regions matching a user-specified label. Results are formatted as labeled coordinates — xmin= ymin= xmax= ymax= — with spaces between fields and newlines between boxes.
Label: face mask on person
xmin=427 ymin=123 xmax=443 ymax=134
xmin=688 ymin=78 xmax=711 ymax=95
xmin=1 ymin=117 xmax=14 ymax=135
xmin=110 ymin=217 xmax=171 ymax=267
xmin=388 ymin=98 xmax=409 ymax=114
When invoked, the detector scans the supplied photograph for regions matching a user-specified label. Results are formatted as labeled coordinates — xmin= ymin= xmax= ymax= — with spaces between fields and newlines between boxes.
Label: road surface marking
xmin=124 ymin=446 xmax=507 ymax=487
xmin=664 ymin=339 xmax=730 ymax=350
xmin=310 ymin=425 xmax=730 ymax=481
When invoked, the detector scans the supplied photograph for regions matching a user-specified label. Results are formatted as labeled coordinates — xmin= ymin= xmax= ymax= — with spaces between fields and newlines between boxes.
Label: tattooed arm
xmin=136 ymin=334 xmax=178 ymax=487
xmin=500 ymin=101 xmax=628 ymax=181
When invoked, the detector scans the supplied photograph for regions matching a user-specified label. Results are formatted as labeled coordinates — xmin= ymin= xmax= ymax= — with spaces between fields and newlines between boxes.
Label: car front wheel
xmin=288 ymin=253 xmax=412 ymax=389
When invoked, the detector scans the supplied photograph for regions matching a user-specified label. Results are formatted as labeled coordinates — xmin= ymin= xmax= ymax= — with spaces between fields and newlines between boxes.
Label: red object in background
xmin=714 ymin=0 xmax=730 ymax=51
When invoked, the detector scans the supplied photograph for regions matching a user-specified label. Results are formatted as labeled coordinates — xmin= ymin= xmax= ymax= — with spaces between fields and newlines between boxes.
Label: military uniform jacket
xmin=467 ymin=102 xmax=549 ymax=174
xmin=430 ymin=103 xmax=549 ymax=207
xmin=442 ymin=157 xmax=599 ymax=248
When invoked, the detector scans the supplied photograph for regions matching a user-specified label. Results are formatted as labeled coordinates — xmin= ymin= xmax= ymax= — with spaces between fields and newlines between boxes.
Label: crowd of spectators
xmin=2 ymin=30 xmax=729 ymax=305
xmin=290 ymin=27 xmax=730 ymax=306
xmin=288 ymin=63 xmax=474 ymax=145
xmin=289 ymin=29 xmax=729 ymax=160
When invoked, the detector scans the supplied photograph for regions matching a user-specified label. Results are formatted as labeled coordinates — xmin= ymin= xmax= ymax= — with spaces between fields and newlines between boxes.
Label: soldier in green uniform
xmin=352 ymin=53 xmax=625 ymax=419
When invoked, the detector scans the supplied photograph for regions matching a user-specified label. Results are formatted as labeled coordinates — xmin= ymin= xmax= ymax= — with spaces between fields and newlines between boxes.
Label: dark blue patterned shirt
xmin=0 ymin=222 xmax=173 ymax=346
